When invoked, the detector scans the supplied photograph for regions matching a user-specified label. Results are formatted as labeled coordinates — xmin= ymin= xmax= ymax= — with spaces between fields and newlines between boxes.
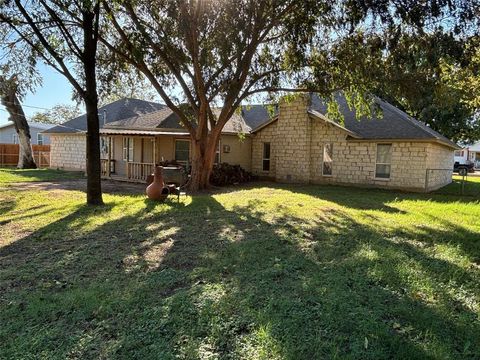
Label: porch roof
xmin=99 ymin=128 xmax=189 ymax=136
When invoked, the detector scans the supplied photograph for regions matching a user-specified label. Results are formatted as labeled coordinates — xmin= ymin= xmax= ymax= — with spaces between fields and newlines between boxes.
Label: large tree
xmin=102 ymin=0 xmax=479 ymax=190
xmin=0 ymin=76 xmax=37 ymax=168
xmin=1 ymin=0 xmax=104 ymax=205
xmin=0 ymin=22 xmax=42 ymax=168
xmin=376 ymin=32 xmax=480 ymax=143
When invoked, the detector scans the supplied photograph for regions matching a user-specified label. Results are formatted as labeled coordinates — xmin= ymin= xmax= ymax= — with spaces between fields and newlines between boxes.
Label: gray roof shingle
xmin=309 ymin=94 xmax=458 ymax=148
xmin=44 ymin=98 xmax=165 ymax=133
xmin=105 ymin=107 xmax=252 ymax=134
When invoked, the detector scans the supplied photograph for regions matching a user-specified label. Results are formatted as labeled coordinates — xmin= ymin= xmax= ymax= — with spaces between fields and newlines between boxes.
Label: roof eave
xmin=307 ymin=110 xmax=363 ymax=139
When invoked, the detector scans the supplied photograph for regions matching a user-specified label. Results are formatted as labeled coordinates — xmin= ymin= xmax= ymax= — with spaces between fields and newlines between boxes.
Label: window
xmin=375 ymin=144 xmax=392 ymax=179
xmin=455 ymin=150 xmax=464 ymax=157
xmin=123 ymin=137 xmax=134 ymax=162
xmin=100 ymin=137 xmax=111 ymax=158
xmin=322 ymin=143 xmax=333 ymax=176
xmin=11 ymin=134 xmax=18 ymax=144
xmin=175 ymin=139 xmax=190 ymax=162
xmin=262 ymin=142 xmax=271 ymax=171
xmin=37 ymin=133 xmax=44 ymax=145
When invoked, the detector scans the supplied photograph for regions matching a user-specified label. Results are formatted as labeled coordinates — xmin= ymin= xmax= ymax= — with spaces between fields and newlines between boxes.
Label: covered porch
xmin=99 ymin=129 xmax=191 ymax=183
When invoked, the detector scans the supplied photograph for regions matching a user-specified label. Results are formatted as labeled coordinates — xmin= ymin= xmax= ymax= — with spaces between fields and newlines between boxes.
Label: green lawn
xmin=0 ymin=168 xmax=84 ymax=184
xmin=0 ymin=170 xmax=479 ymax=359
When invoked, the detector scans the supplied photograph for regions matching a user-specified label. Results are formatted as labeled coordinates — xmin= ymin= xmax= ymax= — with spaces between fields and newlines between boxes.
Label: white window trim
xmin=262 ymin=142 xmax=271 ymax=172
xmin=175 ymin=139 xmax=191 ymax=163
xmin=322 ymin=143 xmax=333 ymax=177
xmin=123 ymin=137 xmax=134 ymax=162
xmin=374 ymin=143 xmax=392 ymax=181
xmin=12 ymin=134 xmax=18 ymax=144
xmin=37 ymin=133 xmax=44 ymax=145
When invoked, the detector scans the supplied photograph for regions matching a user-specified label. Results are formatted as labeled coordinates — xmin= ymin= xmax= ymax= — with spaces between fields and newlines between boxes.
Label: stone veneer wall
xmin=425 ymin=143 xmax=454 ymax=191
xmin=274 ymin=94 xmax=312 ymax=182
xmin=49 ymin=134 xmax=86 ymax=171
xmin=309 ymin=119 xmax=430 ymax=190
xmin=251 ymin=95 xmax=454 ymax=191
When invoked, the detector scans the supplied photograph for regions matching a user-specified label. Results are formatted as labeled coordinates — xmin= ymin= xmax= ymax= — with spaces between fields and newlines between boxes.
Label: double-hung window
xmin=262 ymin=142 xmax=271 ymax=171
xmin=375 ymin=144 xmax=392 ymax=179
xmin=175 ymin=139 xmax=190 ymax=163
xmin=123 ymin=137 xmax=134 ymax=162
xmin=322 ymin=143 xmax=333 ymax=176
xmin=37 ymin=133 xmax=44 ymax=145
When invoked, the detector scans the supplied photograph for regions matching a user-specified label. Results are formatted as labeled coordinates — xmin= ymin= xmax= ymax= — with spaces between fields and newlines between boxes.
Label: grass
xmin=0 ymin=170 xmax=479 ymax=359
xmin=0 ymin=168 xmax=84 ymax=184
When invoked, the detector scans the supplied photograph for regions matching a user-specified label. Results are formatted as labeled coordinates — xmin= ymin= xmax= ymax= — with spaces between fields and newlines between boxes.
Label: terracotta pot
xmin=146 ymin=166 xmax=169 ymax=201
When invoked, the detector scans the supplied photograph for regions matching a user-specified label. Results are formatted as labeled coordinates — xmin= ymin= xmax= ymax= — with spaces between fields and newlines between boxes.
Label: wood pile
xmin=210 ymin=163 xmax=255 ymax=186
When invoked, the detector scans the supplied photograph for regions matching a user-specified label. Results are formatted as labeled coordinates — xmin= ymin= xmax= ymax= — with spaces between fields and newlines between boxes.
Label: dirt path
xmin=4 ymin=179 xmax=146 ymax=195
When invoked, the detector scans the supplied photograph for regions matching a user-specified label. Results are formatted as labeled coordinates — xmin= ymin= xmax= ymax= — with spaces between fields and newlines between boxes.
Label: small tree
xmin=1 ymin=0 xmax=104 ymax=205
xmin=102 ymin=0 xmax=477 ymax=190
xmin=31 ymin=104 xmax=82 ymax=125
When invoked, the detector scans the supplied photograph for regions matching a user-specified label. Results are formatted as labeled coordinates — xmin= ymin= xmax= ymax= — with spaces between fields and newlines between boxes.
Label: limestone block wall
xmin=251 ymin=122 xmax=277 ymax=178
xmin=425 ymin=143 xmax=454 ymax=191
xmin=275 ymin=94 xmax=312 ymax=182
xmin=251 ymin=104 xmax=442 ymax=191
xmin=49 ymin=134 xmax=86 ymax=171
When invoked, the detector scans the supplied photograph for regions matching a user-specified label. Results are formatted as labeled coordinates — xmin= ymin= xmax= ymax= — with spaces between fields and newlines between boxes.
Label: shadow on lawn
xmin=0 ymin=189 xmax=479 ymax=359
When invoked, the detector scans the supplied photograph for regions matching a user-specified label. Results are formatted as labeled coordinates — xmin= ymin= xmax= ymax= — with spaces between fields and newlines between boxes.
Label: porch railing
xmin=127 ymin=162 xmax=154 ymax=182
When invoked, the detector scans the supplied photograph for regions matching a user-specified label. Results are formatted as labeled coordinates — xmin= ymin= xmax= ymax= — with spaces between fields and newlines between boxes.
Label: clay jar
xmin=146 ymin=166 xmax=169 ymax=201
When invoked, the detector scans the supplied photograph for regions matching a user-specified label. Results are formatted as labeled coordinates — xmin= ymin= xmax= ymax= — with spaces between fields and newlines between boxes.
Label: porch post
xmin=153 ymin=136 xmax=156 ymax=166
xmin=107 ymin=136 xmax=111 ymax=178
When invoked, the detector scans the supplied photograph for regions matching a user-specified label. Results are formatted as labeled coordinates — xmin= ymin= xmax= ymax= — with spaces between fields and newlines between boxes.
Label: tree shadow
xmin=0 ymin=190 xmax=478 ymax=359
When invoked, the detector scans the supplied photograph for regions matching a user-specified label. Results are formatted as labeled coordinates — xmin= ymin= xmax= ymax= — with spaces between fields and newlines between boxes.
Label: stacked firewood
xmin=210 ymin=163 xmax=255 ymax=186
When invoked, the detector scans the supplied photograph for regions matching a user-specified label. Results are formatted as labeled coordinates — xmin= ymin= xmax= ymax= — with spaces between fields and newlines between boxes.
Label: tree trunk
xmin=83 ymin=9 xmax=103 ymax=206
xmin=0 ymin=82 xmax=36 ymax=169
xmin=189 ymin=133 xmax=218 ymax=191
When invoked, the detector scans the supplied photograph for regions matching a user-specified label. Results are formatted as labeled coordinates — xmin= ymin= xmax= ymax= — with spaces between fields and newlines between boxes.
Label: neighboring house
xmin=458 ymin=141 xmax=480 ymax=169
xmin=0 ymin=121 xmax=53 ymax=145
xmin=45 ymin=94 xmax=458 ymax=192
xmin=454 ymin=148 xmax=469 ymax=165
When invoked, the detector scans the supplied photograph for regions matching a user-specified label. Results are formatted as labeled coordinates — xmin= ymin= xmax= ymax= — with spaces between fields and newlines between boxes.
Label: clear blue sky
xmin=0 ymin=63 xmax=77 ymax=125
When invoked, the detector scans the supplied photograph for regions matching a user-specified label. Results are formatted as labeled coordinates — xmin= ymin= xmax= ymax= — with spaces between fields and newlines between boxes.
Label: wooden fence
xmin=0 ymin=144 xmax=50 ymax=168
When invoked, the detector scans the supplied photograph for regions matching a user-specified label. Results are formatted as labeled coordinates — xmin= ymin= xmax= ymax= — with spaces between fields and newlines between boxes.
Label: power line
xmin=0 ymin=100 xmax=52 ymax=111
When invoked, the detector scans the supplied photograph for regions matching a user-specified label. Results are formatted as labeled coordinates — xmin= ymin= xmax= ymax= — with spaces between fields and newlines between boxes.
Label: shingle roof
xmin=44 ymin=98 xmax=165 ymax=133
xmin=309 ymin=94 xmax=458 ymax=148
xmin=45 ymin=94 xmax=458 ymax=148
xmin=105 ymin=107 xmax=252 ymax=134
xmin=0 ymin=121 xmax=54 ymax=130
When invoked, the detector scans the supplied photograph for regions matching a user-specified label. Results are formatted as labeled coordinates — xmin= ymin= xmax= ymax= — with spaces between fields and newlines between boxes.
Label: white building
xmin=0 ymin=121 xmax=54 ymax=145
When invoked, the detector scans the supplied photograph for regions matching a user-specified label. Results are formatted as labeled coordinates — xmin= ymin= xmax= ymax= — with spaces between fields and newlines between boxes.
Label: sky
xmin=0 ymin=63 xmax=77 ymax=125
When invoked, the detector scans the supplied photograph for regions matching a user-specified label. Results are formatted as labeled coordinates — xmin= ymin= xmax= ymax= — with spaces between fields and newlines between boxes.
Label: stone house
xmin=44 ymin=94 xmax=458 ymax=192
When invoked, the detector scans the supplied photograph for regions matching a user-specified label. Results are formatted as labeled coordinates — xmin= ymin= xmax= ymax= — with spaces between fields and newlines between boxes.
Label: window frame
xmin=174 ymin=139 xmax=191 ymax=163
xmin=322 ymin=142 xmax=333 ymax=176
xmin=37 ymin=133 xmax=44 ymax=145
xmin=262 ymin=142 xmax=271 ymax=172
xmin=375 ymin=143 xmax=392 ymax=180
xmin=11 ymin=134 xmax=18 ymax=144
xmin=122 ymin=137 xmax=134 ymax=162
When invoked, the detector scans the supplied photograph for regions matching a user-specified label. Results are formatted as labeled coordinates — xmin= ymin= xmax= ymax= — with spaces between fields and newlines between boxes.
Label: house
xmin=457 ymin=142 xmax=480 ymax=169
xmin=44 ymin=94 xmax=458 ymax=192
xmin=0 ymin=121 xmax=53 ymax=145
xmin=454 ymin=148 xmax=469 ymax=165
